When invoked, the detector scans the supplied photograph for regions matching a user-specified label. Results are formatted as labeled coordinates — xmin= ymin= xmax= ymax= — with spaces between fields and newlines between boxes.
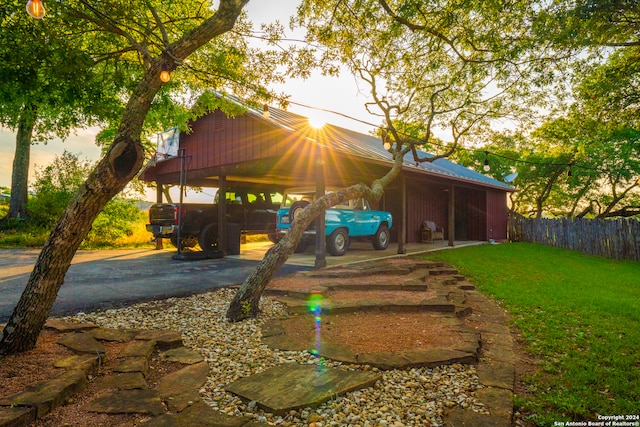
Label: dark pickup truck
xmin=146 ymin=190 xmax=281 ymax=251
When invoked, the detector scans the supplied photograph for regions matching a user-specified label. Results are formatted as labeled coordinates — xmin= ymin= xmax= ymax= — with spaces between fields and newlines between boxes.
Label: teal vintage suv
xmin=276 ymin=187 xmax=393 ymax=256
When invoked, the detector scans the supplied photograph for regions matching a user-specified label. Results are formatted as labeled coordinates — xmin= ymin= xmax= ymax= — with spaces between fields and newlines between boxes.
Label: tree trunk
xmin=0 ymin=0 xmax=248 ymax=355
xmin=226 ymin=152 xmax=404 ymax=321
xmin=4 ymin=105 xmax=37 ymax=222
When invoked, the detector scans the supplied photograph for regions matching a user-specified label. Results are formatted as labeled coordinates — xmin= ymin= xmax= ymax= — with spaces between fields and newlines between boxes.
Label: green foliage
xmin=296 ymin=0 xmax=542 ymax=159
xmin=27 ymin=151 xmax=94 ymax=228
xmin=0 ymin=152 xmax=147 ymax=248
xmin=82 ymin=200 xmax=146 ymax=248
xmin=427 ymin=243 xmax=640 ymax=425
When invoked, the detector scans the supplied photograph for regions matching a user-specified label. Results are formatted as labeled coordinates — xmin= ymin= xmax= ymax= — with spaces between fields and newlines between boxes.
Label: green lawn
xmin=426 ymin=242 xmax=640 ymax=425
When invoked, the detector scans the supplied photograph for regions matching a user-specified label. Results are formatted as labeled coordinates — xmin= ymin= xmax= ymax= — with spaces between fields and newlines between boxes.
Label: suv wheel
xmin=372 ymin=224 xmax=390 ymax=250
xmin=327 ymin=228 xmax=349 ymax=256
xmin=289 ymin=200 xmax=310 ymax=223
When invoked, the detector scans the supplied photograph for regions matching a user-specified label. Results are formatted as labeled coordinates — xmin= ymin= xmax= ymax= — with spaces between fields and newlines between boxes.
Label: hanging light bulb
xmin=381 ymin=128 xmax=393 ymax=152
xmin=483 ymin=151 xmax=490 ymax=172
xmin=567 ymin=166 xmax=572 ymax=177
xmin=26 ymin=0 xmax=46 ymax=19
xmin=159 ymin=65 xmax=170 ymax=83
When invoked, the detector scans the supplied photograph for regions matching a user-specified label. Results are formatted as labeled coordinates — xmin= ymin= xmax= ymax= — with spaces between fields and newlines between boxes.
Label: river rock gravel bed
xmin=63 ymin=288 xmax=489 ymax=426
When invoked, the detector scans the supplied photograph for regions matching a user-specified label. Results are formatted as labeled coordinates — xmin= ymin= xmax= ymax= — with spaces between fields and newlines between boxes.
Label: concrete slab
xmin=225 ymin=364 xmax=381 ymax=415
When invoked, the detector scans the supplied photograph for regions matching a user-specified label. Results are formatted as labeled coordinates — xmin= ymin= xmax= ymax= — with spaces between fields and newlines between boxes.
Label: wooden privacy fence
xmin=508 ymin=217 xmax=640 ymax=261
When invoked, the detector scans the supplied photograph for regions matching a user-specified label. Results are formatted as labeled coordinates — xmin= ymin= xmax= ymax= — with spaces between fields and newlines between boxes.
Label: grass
xmin=426 ymin=242 xmax=640 ymax=425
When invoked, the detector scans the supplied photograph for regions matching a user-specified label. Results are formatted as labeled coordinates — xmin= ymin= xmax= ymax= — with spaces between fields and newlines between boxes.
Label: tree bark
xmin=226 ymin=153 xmax=403 ymax=321
xmin=0 ymin=0 xmax=248 ymax=355
xmin=4 ymin=105 xmax=37 ymax=222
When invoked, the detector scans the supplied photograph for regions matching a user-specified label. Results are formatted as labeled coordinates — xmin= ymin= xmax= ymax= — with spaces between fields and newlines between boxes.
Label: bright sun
xmin=307 ymin=115 xmax=327 ymax=129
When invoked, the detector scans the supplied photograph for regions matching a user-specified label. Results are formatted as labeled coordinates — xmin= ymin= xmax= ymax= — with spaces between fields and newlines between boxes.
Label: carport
xmin=140 ymin=97 xmax=514 ymax=264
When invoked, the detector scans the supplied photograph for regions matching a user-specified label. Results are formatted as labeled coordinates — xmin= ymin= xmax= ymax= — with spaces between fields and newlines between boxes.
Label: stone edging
xmin=0 ymin=320 xmax=260 ymax=427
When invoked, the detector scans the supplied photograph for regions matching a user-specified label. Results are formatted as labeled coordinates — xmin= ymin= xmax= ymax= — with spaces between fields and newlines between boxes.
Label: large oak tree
xmin=0 ymin=2 xmax=117 ymax=222
xmin=0 ymin=0 xmax=258 ymax=355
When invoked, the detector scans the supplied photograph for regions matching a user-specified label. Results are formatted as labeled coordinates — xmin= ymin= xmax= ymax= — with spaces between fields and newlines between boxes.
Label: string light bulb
xmin=483 ymin=151 xmax=490 ymax=172
xmin=26 ymin=0 xmax=46 ymax=19
xmin=567 ymin=166 xmax=572 ymax=177
xmin=381 ymin=128 xmax=393 ymax=152
xmin=159 ymin=65 xmax=170 ymax=83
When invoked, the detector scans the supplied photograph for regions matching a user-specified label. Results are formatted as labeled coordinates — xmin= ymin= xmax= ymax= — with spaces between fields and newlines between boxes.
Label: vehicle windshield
xmin=282 ymin=189 xmax=368 ymax=210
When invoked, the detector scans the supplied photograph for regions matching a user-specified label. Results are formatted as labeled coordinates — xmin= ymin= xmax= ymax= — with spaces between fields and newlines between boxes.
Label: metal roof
xmin=239 ymin=98 xmax=514 ymax=192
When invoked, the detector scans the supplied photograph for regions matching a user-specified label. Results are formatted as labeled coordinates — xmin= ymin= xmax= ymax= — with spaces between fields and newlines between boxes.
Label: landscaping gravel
xmin=64 ymin=288 xmax=488 ymax=426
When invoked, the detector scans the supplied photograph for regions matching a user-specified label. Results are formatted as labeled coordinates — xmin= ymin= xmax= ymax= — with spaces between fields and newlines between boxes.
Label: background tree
xmin=0 ymin=1 xmax=119 ymax=222
xmin=226 ymin=0 xmax=547 ymax=320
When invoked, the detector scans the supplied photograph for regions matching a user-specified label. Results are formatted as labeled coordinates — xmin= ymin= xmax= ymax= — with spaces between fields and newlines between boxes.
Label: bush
xmin=0 ymin=152 xmax=151 ymax=249
xmin=83 ymin=199 xmax=146 ymax=248
xmin=27 ymin=151 xmax=94 ymax=228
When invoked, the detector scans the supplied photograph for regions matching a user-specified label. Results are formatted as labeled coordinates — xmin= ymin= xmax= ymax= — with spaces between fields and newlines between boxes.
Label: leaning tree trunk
xmin=4 ymin=104 xmax=37 ymax=222
xmin=0 ymin=0 xmax=248 ymax=355
xmin=226 ymin=152 xmax=405 ymax=321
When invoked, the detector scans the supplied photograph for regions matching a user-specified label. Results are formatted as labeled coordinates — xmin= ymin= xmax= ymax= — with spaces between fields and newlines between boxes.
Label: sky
xmin=0 ymin=1 xmax=377 ymax=197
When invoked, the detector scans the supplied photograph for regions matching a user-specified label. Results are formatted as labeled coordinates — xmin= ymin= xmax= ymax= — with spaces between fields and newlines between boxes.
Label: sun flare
xmin=307 ymin=115 xmax=327 ymax=129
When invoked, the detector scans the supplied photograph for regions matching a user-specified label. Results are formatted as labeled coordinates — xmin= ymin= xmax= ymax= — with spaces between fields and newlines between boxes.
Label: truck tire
xmin=372 ymin=224 xmax=390 ymax=250
xmin=289 ymin=200 xmax=310 ymax=223
xmin=170 ymin=234 xmax=197 ymax=250
xmin=198 ymin=223 xmax=219 ymax=252
xmin=268 ymin=233 xmax=282 ymax=244
xmin=327 ymin=228 xmax=348 ymax=256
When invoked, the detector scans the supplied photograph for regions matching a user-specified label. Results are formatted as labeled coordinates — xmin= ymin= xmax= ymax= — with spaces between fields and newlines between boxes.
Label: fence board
xmin=508 ymin=217 xmax=640 ymax=261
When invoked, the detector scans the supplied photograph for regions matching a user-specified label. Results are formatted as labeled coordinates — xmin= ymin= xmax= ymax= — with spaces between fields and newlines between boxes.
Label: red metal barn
xmin=140 ymin=99 xmax=513 ymax=251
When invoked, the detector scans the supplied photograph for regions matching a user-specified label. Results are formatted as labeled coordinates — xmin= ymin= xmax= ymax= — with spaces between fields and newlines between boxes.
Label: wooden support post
xmin=398 ymin=174 xmax=407 ymax=254
xmin=218 ymin=172 xmax=227 ymax=255
xmin=314 ymin=152 xmax=327 ymax=268
xmin=448 ymin=185 xmax=455 ymax=247
xmin=154 ymin=183 xmax=164 ymax=250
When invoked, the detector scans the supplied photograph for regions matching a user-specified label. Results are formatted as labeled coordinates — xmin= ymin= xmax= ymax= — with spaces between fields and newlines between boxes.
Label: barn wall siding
xmin=405 ymin=182 xmax=449 ymax=243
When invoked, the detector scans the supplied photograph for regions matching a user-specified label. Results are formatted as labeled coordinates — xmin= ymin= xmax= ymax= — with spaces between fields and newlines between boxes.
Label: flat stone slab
xmin=45 ymin=319 xmax=97 ymax=332
xmin=226 ymin=364 xmax=381 ymax=415
xmin=90 ymin=327 xmax=138 ymax=342
xmin=135 ymin=329 xmax=183 ymax=349
xmin=53 ymin=354 xmax=101 ymax=373
xmin=141 ymin=402 xmax=256 ymax=427
xmin=0 ymin=405 xmax=36 ymax=427
xmin=95 ymin=372 xmax=148 ymax=390
xmin=119 ymin=339 xmax=157 ymax=358
xmin=0 ymin=369 xmax=87 ymax=418
xmin=57 ymin=332 xmax=105 ymax=355
xmin=156 ymin=361 xmax=209 ymax=412
xmin=85 ymin=389 xmax=165 ymax=416
xmin=160 ymin=347 xmax=204 ymax=364
xmin=114 ymin=357 xmax=149 ymax=377
xmin=357 ymin=348 xmax=477 ymax=370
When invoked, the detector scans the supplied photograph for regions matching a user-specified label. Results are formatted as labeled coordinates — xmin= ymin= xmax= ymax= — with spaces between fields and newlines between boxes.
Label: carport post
xmin=154 ymin=183 xmax=164 ymax=250
xmin=448 ymin=185 xmax=455 ymax=247
xmin=218 ymin=173 xmax=228 ymax=255
xmin=314 ymin=154 xmax=327 ymax=268
xmin=397 ymin=174 xmax=406 ymax=254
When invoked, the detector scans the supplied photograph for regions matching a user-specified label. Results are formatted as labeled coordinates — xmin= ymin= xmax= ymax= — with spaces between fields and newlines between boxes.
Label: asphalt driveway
xmin=0 ymin=248 xmax=310 ymax=322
